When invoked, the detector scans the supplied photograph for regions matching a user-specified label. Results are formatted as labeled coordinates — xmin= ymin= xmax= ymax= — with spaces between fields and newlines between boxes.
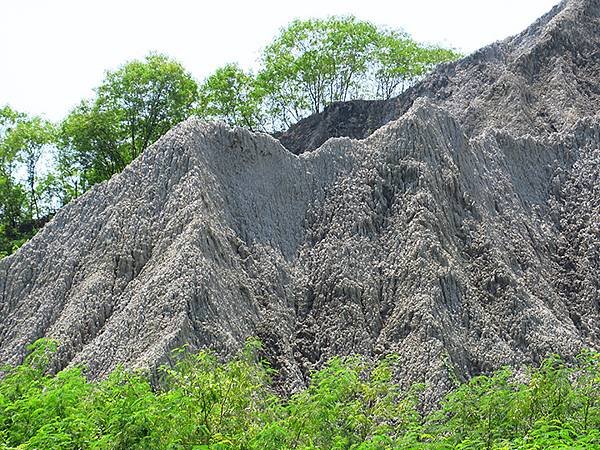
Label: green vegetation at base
xmin=0 ymin=339 xmax=598 ymax=449
xmin=200 ymin=17 xmax=461 ymax=130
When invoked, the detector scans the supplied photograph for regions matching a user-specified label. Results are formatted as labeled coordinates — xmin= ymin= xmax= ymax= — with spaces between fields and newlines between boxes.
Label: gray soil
xmin=1 ymin=0 xmax=598 ymax=399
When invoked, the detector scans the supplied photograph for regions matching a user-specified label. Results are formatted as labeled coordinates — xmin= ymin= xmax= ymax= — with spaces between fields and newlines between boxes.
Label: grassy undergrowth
xmin=0 ymin=339 xmax=598 ymax=449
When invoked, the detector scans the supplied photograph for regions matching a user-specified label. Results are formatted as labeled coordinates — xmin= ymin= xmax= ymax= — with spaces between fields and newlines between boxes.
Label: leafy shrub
xmin=0 ymin=339 xmax=598 ymax=449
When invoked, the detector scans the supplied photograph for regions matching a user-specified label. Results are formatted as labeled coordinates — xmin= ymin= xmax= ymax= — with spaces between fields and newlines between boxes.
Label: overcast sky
xmin=1 ymin=0 xmax=560 ymax=121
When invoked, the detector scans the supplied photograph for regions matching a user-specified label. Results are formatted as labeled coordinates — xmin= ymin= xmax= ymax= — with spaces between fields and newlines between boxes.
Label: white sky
xmin=1 ymin=0 xmax=560 ymax=122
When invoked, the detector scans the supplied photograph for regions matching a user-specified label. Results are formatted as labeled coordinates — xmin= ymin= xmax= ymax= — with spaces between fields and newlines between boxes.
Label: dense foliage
xmin=200 ymin=17 xmax=461 ymax=129
xmin=58 ymin=53 xmax=199 ymax=192
xmin=0 ymin=17 xmax=461 ymax=258
xmin=0 ymin=339 xmax=598 ymax=449
xmin=198 ymin=64 xmax=264 ymax=132
xmin=0 ymin=107 xmax=56 ymax=257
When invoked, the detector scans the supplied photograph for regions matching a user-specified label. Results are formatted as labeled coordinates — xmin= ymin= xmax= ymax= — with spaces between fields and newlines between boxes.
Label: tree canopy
xmin=258 ymin=17 xmax=379 ymax=127
xmin=0 ymin=107 xmax=56 ymax=256
xmin=198 ymin=17 xmax=461 ymax=130
xmin=58 ymin=53 xmax=199 ymax=190
xmin=197 ymin=63 xmax=264 ymax=131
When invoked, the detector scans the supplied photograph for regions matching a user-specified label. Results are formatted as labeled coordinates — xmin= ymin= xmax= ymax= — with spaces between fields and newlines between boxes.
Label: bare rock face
xmin=1 ymin=0 xmax=598 ymax=398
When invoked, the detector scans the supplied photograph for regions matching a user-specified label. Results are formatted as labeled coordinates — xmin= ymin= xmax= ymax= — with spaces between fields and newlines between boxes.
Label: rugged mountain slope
xmin=1 ymin=0 xmax=598 ymax=398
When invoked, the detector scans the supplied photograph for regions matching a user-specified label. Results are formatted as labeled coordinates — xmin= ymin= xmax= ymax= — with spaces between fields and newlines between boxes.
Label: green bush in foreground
xmin=0 ymin=339 xmax=598 ymax=449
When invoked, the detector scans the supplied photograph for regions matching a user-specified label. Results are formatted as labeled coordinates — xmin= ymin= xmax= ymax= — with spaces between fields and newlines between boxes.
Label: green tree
xmin=257 ymin=17 xmax=461 ymax=129
xmin=0 ymin=174 xmax=28 ymax=257
xmin=372 ymin=30 xmax=421 ymax=99
xmin=155 ymin=339 xmax=276 ymax=448
xmin=2 ymin=116 xmax=55 ymax=219
xmin=418 ymin=45 xmax=463 ymax=73
xmin=198 ymin=63 xmax=264 ymax=131
xmin=58 ymin=101 xmax=124 ymax=193
xmin=0 ymin=106 xmax=26 ymax=195
xmin=97 ymin=53 xmax=199 ymax=159
xmin=259 ymin=17 xmax=379 ymax=128
xmin=59 ymin=53 xmax=198 ymax=192
xmin=0 ymin=339 xmax=599 ymax=449
xmin=253 ymin=355 xmax=423 ymax=449
xmin=0 ymin=107 xmax=26 ymax=256
xmin=373 ymin=31 xmax=463 ymax=99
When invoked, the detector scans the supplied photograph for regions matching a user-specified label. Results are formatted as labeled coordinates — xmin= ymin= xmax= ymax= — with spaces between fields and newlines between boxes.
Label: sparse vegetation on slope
xmin=1 ymin=339 xmax=598 ymax=449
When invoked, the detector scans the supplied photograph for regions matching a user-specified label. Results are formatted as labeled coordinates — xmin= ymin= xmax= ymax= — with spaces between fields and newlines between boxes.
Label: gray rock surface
xmin=1 ymin=0 xmax=598 ymax=399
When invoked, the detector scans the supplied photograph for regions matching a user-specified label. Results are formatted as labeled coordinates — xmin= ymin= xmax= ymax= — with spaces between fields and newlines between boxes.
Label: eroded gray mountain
xmin=1 ymin=0 xmax=598 ymax=398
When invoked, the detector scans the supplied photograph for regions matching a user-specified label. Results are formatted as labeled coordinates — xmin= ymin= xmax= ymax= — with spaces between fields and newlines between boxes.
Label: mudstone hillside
xmin=1 ymin=0 xmax=598 ymax=399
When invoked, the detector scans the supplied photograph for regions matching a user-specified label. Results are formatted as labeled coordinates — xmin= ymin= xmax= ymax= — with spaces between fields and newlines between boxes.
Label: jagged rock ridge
xmin=1 ymin=0 xmax=598 ymax=398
